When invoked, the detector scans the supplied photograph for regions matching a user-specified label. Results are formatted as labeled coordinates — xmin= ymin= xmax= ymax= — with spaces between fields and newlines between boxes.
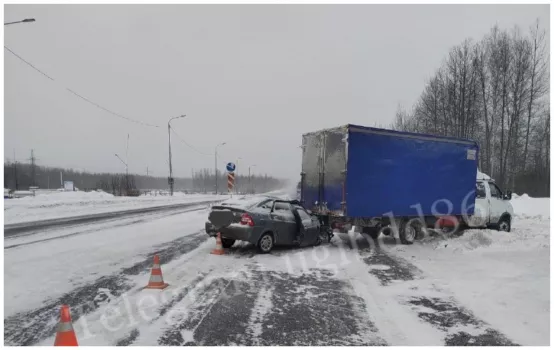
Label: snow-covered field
xmin=4 ymin=191 xmax=225 ymax=225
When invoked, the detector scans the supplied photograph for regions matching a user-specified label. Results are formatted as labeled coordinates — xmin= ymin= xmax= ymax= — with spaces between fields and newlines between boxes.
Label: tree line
xmin=4 ymin=162 xmax=286 ymax=195
xmin=191 ymin=168 xmax=285 ymax=194
xmin=394 ymin=21 xmax=549 ymax=197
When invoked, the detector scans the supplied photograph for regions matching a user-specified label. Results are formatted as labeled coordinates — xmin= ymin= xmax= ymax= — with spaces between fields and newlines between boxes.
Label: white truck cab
xmin=467 ymin=172 xmax=514 ymax=232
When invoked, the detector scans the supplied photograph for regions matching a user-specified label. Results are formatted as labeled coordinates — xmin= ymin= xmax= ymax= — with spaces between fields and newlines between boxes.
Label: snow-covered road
xmin=4 ymin=193 xmax=549 ymax=346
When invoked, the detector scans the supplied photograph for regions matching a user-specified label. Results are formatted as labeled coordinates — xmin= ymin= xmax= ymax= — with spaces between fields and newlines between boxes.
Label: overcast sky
xmin=4 ymin=4 xmax=549 ymax=181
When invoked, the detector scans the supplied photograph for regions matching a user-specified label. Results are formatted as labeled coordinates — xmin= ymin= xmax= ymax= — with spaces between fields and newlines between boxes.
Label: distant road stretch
xmin=4 ymin=200 xmax=222 ymax=237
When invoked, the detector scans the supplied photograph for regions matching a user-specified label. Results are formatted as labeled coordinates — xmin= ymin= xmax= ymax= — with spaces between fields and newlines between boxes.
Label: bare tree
xmin=394 ymin=20 xmax=549 ymax=196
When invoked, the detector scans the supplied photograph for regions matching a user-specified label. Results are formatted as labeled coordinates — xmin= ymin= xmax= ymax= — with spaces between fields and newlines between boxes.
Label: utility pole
xmin=29 ymin=149 xmax=37 ymax=187
xmin=168 ymin=123 xmax=173 ymax=195
xmin=125 ymin=134 xmax=130 ymax=191
xmin=248 ymin=164 xmax=257 ymax=194
xmin=214 ymin=150 xmax=217 ymax=194
xmin=13 ymin=149 xmax=18 ymax=190
xmin=168 ymin=115 xmax=186 ymax=196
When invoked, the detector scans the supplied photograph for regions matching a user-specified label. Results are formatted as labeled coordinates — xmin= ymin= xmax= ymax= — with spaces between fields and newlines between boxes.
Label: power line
xmin=4 ymin=45 xmax=159 ymax=128
xmin=65 ymin=88 xmax=159 ymax=127
xmin=170 ymin=127 xmax=213 ymax=156
xmin=4 ymin=46 xmax=54 ymax=80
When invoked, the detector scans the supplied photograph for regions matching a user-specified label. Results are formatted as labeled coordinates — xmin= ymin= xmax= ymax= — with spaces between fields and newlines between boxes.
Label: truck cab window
xmin=491 ymin=183 xmax=503 ymax=199
xmin=476 ymin=182 xmax=486 ymax=198
xmin=489 ymin=183 xmax=501 ymax=198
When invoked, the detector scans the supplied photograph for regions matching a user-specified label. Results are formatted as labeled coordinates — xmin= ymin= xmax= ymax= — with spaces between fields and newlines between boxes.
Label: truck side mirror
xmin=505 ymin=190 xmax=512 ymax=200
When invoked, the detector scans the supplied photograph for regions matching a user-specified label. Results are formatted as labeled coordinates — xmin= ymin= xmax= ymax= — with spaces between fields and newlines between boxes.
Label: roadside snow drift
xmin=388 ymin=194 xmax=550 ymax=345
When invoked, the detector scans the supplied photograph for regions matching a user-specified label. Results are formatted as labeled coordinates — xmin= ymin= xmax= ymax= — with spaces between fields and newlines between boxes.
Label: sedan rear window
xmin=257 ymin=200 xmax=274 ymax=209
xmin=274 ymin=202 xmax=291 ymax=212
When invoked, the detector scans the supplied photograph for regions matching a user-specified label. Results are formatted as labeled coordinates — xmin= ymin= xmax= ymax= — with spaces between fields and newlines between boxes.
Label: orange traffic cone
xmin=54 ymin=305 xmax=78 ymax=346
xmin=210 ymin=232 xmax=225 ymax=255
xmin=144 ymin=255 xmax=169 ymax=290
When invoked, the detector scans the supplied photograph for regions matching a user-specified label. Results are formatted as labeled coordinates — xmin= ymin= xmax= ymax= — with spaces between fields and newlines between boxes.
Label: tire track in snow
xmin=255 ymin=268 xmax=385 ymax=346
xmin=157 ymin=277 xmax=241 ymax=345
xmin=156 ymin=262 xmax=386 ymax=346
xmin=115 ymin=329 xmax=140 ymax=346
xmin=111 ymin=273 xmax=210 ymax=346
xmin=245 ymin=284 xmax=274 ymax=345
xmin=404 ymin=296 xmax=516 ymax=346
xmin=4 ymin=231 xmax=208 ymax=346
xmin=358 ymin=236 xmax=517 ymax=345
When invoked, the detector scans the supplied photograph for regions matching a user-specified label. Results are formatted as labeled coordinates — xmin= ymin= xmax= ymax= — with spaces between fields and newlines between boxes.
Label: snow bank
xmin=412 ymin=195 xmax=550 ymax=254
xmin=22 ymin=190 xmax=114 ymax=201
xmin=510 ymin=194 xmax=549 ymax=219
xmin=388 ymin=194 xmax=549 ymax=345
xmin=428 ymin=223 xmax=549 ymax=254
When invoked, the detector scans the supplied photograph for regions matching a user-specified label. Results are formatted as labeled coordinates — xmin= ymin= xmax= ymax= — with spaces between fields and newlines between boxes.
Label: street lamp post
xmin=115 ymin=153 xmax=128 ymax=195
xmin=248 ymin=164 xmax=257 ymax=194
xmin=168 ymin=115 xmax=186 ymax=196
xmin=214 ymin=142 xmax=226 ymax=194
xmin=4 ymin=18 xmax=35 ymax=25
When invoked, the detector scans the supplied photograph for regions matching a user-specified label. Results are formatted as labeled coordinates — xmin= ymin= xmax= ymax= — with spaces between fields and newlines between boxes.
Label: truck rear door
xmin=301 ymin=126 xmax=348 ymax=214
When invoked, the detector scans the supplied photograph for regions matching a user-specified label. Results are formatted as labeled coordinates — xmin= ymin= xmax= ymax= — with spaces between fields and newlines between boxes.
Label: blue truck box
xmin=301 ymin=124 xmax=479 ymax=219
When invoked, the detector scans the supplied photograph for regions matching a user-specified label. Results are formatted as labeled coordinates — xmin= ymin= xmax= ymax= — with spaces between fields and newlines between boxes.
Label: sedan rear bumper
xmin=205 ymin=221 xmax=255 ymax=242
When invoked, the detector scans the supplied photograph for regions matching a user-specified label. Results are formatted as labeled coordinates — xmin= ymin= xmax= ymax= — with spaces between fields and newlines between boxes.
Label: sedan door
xmin=294 ymin=205 xmax=320 ymax=246
xmin=270 ymin=202 xmax=297 ymax=245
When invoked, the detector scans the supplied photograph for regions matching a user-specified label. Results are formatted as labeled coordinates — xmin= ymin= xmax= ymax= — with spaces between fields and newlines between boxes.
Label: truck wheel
xmin=221 ymin=238 xmax=236 ymax=248
xmin=362 ymin=227 xmax=380 ymax=240
xmin=400 ymin=219 xmax=424 ymax=245
xmin=257 ymin=232 xmax=274 ymax=254
xmin=497 ymin=216 xmax=511 ymax=232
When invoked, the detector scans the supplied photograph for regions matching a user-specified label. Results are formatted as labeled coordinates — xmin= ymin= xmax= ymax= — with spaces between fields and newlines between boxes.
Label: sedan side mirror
xmin=505 ymin=190 xmax=512 ymax=200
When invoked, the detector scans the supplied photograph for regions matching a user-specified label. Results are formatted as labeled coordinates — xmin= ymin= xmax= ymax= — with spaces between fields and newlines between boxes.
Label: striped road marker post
xmin=227 ymin=171 xmax=235 ymax=197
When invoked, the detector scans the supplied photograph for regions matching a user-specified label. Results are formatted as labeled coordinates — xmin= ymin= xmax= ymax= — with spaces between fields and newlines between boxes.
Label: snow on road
xmin=4 ymin=191 xmax=225 ymax=225
xmin=4 ymin=191 xmax=549 ymax=346
xmin=4 ymin=207 xmax=212 ymax=318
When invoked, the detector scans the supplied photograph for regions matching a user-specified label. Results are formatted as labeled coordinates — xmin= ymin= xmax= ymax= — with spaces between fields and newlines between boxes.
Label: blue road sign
xmin=226 ymin=162 xmax=236 ymax=173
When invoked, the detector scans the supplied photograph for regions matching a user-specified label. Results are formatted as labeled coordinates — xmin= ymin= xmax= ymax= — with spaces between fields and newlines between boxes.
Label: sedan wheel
xmin=257 ymin=233 xmax=274 ymax=253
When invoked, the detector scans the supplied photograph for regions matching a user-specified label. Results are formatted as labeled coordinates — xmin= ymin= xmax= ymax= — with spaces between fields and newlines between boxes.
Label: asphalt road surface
xmin=4 ymin=208 xmax=518 ymax=346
